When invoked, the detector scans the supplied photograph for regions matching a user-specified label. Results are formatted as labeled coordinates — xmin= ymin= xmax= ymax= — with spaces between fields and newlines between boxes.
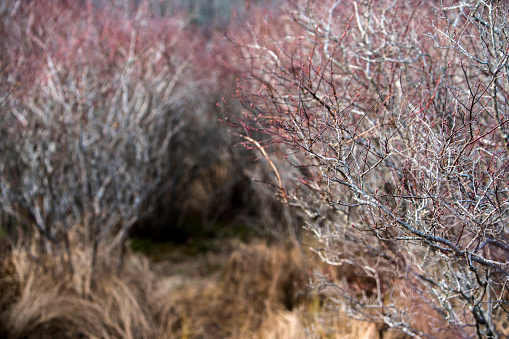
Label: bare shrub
xmin=0 ymin=0 xmax=301 ymax=275
xmin=235 ymin=0 xmax=509 ymax=337
xmin=0 ymin=0 xmax=199 ymax=264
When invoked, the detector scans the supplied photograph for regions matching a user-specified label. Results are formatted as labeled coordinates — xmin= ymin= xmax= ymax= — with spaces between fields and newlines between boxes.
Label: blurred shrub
xmin=0 ymin=0 xmax=207 ymax=267
xmin=0 ymin=0 xmax=299 ymax=278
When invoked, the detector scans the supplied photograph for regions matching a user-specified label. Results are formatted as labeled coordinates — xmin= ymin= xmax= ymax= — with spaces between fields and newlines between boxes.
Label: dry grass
xmin=151 ymin=240 xmax=309 ymax=338
xmin=0 ymin=237 xmax=312 ymax=339
xmin=0 ymin=245 xmax=158 ymax=339
xmin=0 ymin=235 xmax=424 ymax=339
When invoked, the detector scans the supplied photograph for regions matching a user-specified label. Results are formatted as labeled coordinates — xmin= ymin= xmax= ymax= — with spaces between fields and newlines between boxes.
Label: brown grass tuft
xmin=150 ymin=241 xmax=308 ymax=338
xmin=0 ymin=245 xmax=158 ymax=339
xmin=254 ymin=309 xmax=306 ymax=339
xmin=223 ymin=241 xmax=307 ymax=311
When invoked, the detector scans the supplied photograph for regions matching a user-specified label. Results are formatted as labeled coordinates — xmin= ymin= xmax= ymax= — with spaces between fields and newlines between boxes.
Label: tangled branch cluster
xmin=236 ymin=0 xmax=509 ymax=337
